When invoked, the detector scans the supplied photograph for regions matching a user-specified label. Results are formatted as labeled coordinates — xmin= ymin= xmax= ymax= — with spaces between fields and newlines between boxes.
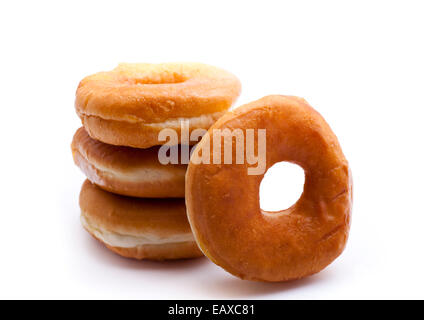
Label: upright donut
xmin=186 ymin=95 xmax=352 ymax=281
xmin=75 ymin=63 xmax=241 ymax=148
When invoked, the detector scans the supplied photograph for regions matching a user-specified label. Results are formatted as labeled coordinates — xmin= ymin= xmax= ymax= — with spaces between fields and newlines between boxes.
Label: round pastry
xmin=79 ymin=180 xmax=203 ymax=260
xmin=72 ymin=127 xmax=187 ymax=198
xmin=75 ymin=63 xmax=241 ymax=148
xmin=186 ymin=95 xmax=352 ymax=281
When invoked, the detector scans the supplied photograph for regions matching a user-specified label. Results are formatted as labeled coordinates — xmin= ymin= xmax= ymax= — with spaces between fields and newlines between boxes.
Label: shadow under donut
xmin=200 ymin=270 xmax=332 ymax=298
xmin=82 ymin=231 xmax=207 ymax=272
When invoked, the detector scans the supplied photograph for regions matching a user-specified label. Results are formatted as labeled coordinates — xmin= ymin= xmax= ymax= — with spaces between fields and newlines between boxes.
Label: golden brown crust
xmin=186 ymin=95 xmax=352 ymax=281
xmin=80 ymin=180 xmax=190 ymax=236
xmin=75 ymin=63 xmax=241 ymax=148
xmin=71 ymin=127 xmax=187 ymax=198
xmin=80 ymin=180 xmax=203 ymax=260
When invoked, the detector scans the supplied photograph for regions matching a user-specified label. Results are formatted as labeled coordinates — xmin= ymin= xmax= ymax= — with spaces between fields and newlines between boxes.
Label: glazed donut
xmin=79 ymin=180 xmax=203 ymax=260
xmin=186 ymin=95 xmax=352 ymax=281
xmin=75 ymin=63 xmax=241 ymax=148
xmin=71 ymin=127 xmax=187 ymax=198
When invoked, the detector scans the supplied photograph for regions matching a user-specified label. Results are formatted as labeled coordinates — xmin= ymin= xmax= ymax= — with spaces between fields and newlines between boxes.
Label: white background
xmin=1 ymin=1 xmax=423 ymax=299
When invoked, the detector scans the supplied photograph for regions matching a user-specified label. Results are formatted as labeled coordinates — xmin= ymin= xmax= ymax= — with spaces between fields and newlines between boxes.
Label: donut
xmin=75 ymin=63 xmax=241 ymax=148
xmin=71 ymin=127 xmax=187 ymax=198
xmin=79 ymin=180 xmax=203 ymax=260
xmin=185 ymin=95 xmax=352 ymax=281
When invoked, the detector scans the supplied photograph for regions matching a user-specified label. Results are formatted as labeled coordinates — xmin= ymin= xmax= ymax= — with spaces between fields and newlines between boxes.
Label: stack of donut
xmin=71 ymin=63 xmax=241 ymax=260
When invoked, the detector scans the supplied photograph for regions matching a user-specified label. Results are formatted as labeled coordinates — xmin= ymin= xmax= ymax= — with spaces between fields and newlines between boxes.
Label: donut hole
xmin=131 ymin=73 xmax=187 ymax=85
xmin=115 ymin=64 xmax=188 ymax=85
xmin=259 ymin=162 xmax=305 ymax=212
